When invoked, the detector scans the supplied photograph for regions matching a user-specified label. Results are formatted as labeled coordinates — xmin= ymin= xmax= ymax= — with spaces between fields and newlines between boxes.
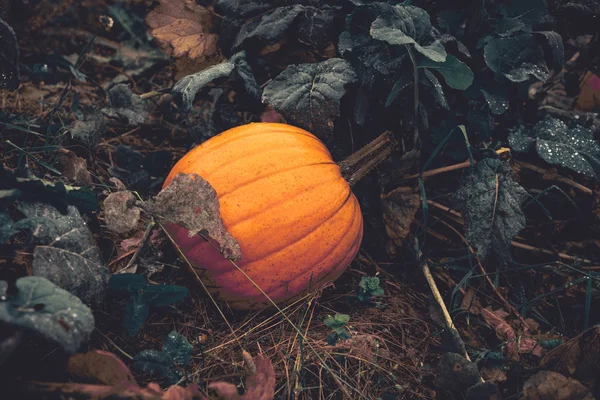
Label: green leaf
xmin=358 ymin=276 xmax=385 ymax=302
xmin=483 ymin=34 xmax=549 ymax=82
xmin=142 ymin=285 xmax=189 ymax=307
xmin=108 ymin=273 xmax=148 ymax=293
xmin=370 ymin=5 xmax=447 ymax=62
xmin=386 ymin=76 xmax=413 ymax=107
xmin=326 ymin=332 xmax=339 ymax=346
xmin=422 ymin=69 xmax=450 ymax=110
xmin=124 ymin=294 xmax=149 ymax=337
xmin=509 ymin=117 xmax=600 ymax=179
xmin=481 ymin=87 xmax=509 ymax=115
xmin=262 ymin=58 xmax=357 ymax=140
xmin=419 ymin=55 xmax=474 ymax=90
xmin=162 ymin=330 xmax=193 ymax=366
xmin=132 ymin=331 xmax=192 ymax=385
xmin=0 ymin=276 xmax=95 ymax=354
xmin=324 ymin=313 xmax=350 ymax=331
xmin=492 ymin=0 xmax=549 ymax=36
xmin=0 ymin=17 xmax=20 ymax=90
xmin=451 ymin=158 xmax=528 ymax=261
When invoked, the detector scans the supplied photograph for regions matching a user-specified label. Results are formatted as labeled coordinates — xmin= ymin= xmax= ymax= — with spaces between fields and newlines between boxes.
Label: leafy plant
xmin=324 ymin=313 xmax=351 ymax=345
xmin=357 ymin=276 xmax=385 ymax=302
xmin=0 ymin=276 xmax=95 ymax=354
xmin=132 ymin=330 xmax=193 ymax=385
xmin=108 ymin=274 xmax=189 ymax=336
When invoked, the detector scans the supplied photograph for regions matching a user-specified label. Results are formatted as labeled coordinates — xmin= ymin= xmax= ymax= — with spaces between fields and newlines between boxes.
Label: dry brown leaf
xmin=146 ymin=0 xmax=222 ymax=71
xmin=381 ymin=186 xmax=420 ymax=256
xmin=522 ymin=371 xmax=594 ymax=400
xmin=481 ymin=307 xmax=520 ymax=361
xmin=58 ymin=148 xmax=93 ymax=187
xmin=103 ymin=191 xmax=141 ymax=234
xmin=539 ymin=326 xmax=600 ymax=386
xmin=143 ymin=173 xmax=242 ymax=261
xmin=481 ymin=367 xmax=507 ymax=384
xmin=208 ymin=351 xmax=275 ymax=400
xmin=67 ymin=350 xmax=137 ymax=386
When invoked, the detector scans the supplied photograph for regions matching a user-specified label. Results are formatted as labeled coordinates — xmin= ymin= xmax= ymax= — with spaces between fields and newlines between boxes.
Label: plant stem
xmin=407 ymin=46 xmax=419 ymax=148
xmin=339 ymin=130 xmax=396 ymax=186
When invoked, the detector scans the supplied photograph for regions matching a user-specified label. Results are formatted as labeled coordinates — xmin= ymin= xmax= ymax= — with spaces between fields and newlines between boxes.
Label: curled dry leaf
xmin=522 ymin=371 xmax=594 ymax=400
xmin=539 ymin=326 xmax=600 ymax=386
xmin=103 ymin=191 xmax=141 ymax=234
xmin=208 ymin=351 xmax=275 ymax=400
xmin=58 ymin=149 xmax=93 ymax=187
xmin=67 ymin=350 xmax=137 ymax=386
xmin=146 ymin=0 xmax=221 ymax=69
xmin=381 ymin=186 xmax=420 ymax=256
xmin=142 ymin=173 xmax=242 ymax=261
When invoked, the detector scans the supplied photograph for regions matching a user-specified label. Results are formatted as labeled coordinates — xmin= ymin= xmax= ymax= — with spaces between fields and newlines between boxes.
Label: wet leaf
xmin=421 ymin=69 xmax=450 ymax=110
xmin=370 ymin=4 xmax=446 ymax=62
xmin=67 ymin=350 xmax=137 ymax=386
xmin=143 ymin=173 xmax=242 ymax=261
xmin=208 ymin=351 xmax=275 ymax=400
xmin=133 ymin=331 xmax=193 ymax=385
xmin=419 ymin=54 xmax=474 ymax=90
xmin=509 ymin=116 xmax=600 ymax=179
xmin=0 ymin=17 xmax=20 ymax=90
xmin=102 ymin=84 xmax=148 ymax=126
xmin=146 ymin=0 xmax=220 ymax=67
xmin=103 ymin=191 xmax=141 ymax=234
xmin=18 ymin=202 xmax=111 ymax=306
xmin=484 ymin=34 xmax=549 ymax=82
xmin=522 ymin=371 xmax=594 ymax=400
xmin=451 ymin=158 xmax=528 ymax=261
xmin=381 ymin=186 xmax=421 ymax=249
xmin=0 ymin=276 xmax=95 ymax=354
xmin=57 ymin=149 xmax=93 ymax=187
xmin=262 ymin=58 xmax=357 ymax=140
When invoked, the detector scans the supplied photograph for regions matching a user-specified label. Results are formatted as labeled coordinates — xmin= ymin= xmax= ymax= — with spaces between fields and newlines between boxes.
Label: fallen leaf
xmin=481 ymin=307 xmax=520 ymax=361
xmin=208 ymin=351 xmax=275 ymax=400
xmin=58 ymin=149 xmax=93 ymax=187
xmin=103 ymin=191 xmax=141 ymax=234
xmin=539 ymin=326 xmax=600 ymax=386
xmin=481 ymin=367 xmax=507 ymax=384
xmin=102 ymin=84 xmax=148 ymax=126
xmin=67 ymin=350 xmax=137 ymax=386
xmin=70 ymin=107 xmax=107 ymax=148
xmin=381 ymin=186 xmax=420 ymax=256
xmin=142 ymin=173 xmax=242 ymax=261
xmin=146 ymin=0 xmax=222 ymax=70
xmin=18 ymin=202 xmax=111 ymax=306
xmin=522 ymin=371 xmax=594 ymax=400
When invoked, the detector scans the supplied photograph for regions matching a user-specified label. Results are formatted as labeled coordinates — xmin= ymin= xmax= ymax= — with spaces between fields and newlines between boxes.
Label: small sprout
xmin=357 ymin=276 xmax=385 ymax=302
xmin=324 ymin=313 xmax=351 ymax=345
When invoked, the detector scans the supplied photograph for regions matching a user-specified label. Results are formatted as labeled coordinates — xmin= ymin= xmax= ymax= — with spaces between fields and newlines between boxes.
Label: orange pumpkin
xmin=162 ymin=123 xmax=364 ymax=309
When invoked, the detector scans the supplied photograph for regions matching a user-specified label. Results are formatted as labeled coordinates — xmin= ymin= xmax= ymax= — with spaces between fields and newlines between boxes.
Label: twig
xmin=515 ymin=160 xmax=593 ymax=195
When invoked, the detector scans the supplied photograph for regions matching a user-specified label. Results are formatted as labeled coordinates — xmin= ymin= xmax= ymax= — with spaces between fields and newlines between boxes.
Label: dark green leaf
xmin=262 ymin=58 xmax=357 ymax=140
xmin=124 ymin=294 xmax=149 ymax=337
xmin=141 ymin=285 xmax=189 ymax=307
xmin=422 ymin=69 xmax=450 ymax=109
xmin=0 ymin=276 xmax=95 ymax=354
xmin=18 ymin=202 xmax=111 ymax=306
xmin=234 ymin=5 xmax=305 ymax=50
xmin=535 ymin=31 xmax=564 ymax=72
xmin=173 ymin=62 xmax=234 ymax=113
xmin=451 ymin=158 xmax=528 ymax=260
xmin=358 ymin=276 xmax=385 ymax=301
xmin=108 ymin=273 xmax=148 ymax=293
xmin=230 ymin=51 xmax=260 ymax=99
xmin=386 ymin=76 xmax=412 ymax=107
xmin=326 ymin=332 xmax=339 ymax=345
xmin=0 ymin=17 xmax=20 ymax=90
xmin=492 ymin=0 xmax=549 ymax=36
xmin=370 ymin=5 xmax=446 ymax=62
xmin=162 ymin=330 xmax=193 ymax=366
xmin=508 ymin=125 xmax=536 ymax=152
xmin=133 ymin=350 xmax=181 ymax=385
xmin=481 ymin=87 xmax=509 ymax=115
xmin=484 ymin=34 xmax=549 ymax=82
xmin=102 ymin=84 xmax=148 ymax=126
xmin=419 ymin=54 xmax=474 ymax=90
xmin=297 ymin=6 xmax=335 ymax=51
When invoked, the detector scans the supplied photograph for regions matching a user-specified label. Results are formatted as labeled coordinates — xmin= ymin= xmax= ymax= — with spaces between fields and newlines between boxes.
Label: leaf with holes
xmin=451 ymin=158 xmax=528 ymax=261
xmin=0 ymin=276 xmax=95 ymax=354
xmin=262 ymin=58 xmax=357 ymax=140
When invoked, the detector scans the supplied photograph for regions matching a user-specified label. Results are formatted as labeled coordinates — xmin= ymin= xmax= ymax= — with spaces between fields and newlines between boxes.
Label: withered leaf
xmin=18 ymin=202 xmax=111 ymax=306
xmin=539 ymin=326 xmax=600 ymax=386
xmin=381 ymin=186 xmax=420 ymax=248
xmin=102 ymin=84 xmax=148 ymax=126
xmin=522 ymin=371 xmax=594 ymax=400
xmin=58 ymin=149 xmax=93 ymax=187
xmin=208 ymin=351 xmax=275 ymax=400
xmin=142 ymin=173 xmax=242 ymax=261
xmin=146 ymin=0 xmax=221 ymax=67
xmin=67 ymin=350 xmax=137 ymax=386
xmin=103 ymin=191 xmax=141 ymax=234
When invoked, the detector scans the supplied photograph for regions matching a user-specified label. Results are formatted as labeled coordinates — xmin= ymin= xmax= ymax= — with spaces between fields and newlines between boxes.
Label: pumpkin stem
xmin=339 ymin=131 xmax=396 ymax=186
